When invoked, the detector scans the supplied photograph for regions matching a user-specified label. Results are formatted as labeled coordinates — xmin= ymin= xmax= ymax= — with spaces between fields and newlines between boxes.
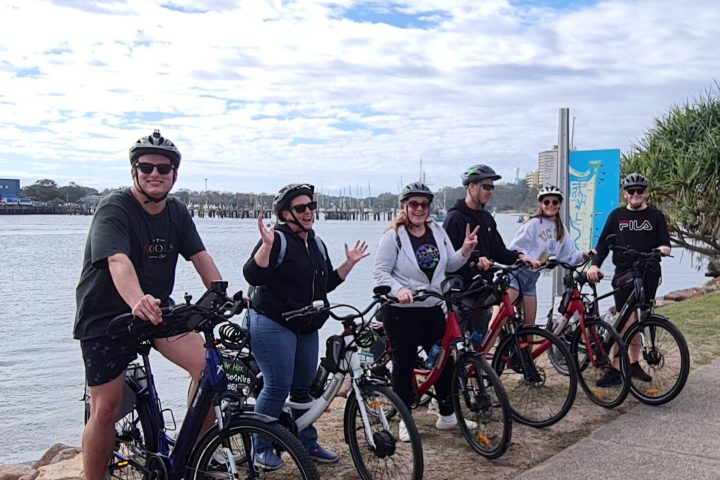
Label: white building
xmin=538 ymin=146 xmax=558 ymax=187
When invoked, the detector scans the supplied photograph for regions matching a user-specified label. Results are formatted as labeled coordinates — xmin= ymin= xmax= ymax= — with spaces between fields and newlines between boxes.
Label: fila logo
xmin=619 ymin=219 xmax=653 ymax=231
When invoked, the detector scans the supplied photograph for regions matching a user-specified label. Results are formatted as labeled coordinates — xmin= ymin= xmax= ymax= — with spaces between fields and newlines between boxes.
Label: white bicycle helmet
xmin=537 ymin=185 xmax=564 ymax=201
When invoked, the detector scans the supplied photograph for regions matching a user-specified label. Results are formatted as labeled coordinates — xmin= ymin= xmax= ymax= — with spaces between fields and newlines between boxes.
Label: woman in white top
xmin=508 ymin=185 xmax=587 ymax=324
xmin=373 ymin=182 xmax=478 ymax=439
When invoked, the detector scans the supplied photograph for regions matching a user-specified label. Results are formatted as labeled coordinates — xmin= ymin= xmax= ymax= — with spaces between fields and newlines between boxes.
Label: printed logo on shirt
xmin=618 ymin=220 xmax=653 ymax=232
xmin=144 ymin=237 xmax=175 ymax=260
xmin=415 ymin=243 xmax=440 ymax=270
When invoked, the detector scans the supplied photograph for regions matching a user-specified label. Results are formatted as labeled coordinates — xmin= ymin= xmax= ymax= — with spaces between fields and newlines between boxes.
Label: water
xmin=0 ymin=214 xmax=707 ymax=463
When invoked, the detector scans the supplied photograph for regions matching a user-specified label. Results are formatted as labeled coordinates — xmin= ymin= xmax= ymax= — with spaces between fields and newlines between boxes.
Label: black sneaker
xmin=596 ymin=368 xmax=622 ymax=387
xmin=630 ymin=362 xmax=652 ymax=382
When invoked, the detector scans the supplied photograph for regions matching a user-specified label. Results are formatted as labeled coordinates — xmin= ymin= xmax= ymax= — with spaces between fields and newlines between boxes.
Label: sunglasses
xmin=136 ymin=162 xmax=174 ymax=175
xmin=291 ymin=201 xmax=318 ymax=213
xmin=626 ymin=188 xmax=646 ymax=196
xmin=542 ymin=199 xmax=560 ymax=206
xmin=407 ymin=200 xmax=430 ymax=210
xmin=479 ymin=184 xmax=495 ymax=191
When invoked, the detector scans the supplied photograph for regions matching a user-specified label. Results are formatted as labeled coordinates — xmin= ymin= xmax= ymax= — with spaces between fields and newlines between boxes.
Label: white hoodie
xmin=508 ymin=217 xmax=584 ymax=266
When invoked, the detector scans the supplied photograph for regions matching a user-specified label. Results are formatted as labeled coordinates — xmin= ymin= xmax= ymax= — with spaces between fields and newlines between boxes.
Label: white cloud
xmin=0 ymin=0 xmax=718 ymax=194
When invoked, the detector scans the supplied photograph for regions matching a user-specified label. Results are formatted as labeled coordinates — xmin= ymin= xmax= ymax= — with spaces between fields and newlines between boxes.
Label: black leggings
xmin=381 ymin=305 xmax=454 ymax=416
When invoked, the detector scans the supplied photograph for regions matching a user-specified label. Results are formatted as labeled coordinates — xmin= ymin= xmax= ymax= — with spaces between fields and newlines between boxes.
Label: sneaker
xmin=596 ymin=368 xmax=622 ymax=387
xmin=254 ymin=448 xmax=283 ymax=471
xmin=398 ymin=420 xmax=411 ymax=442
xmin=306 ymin=444 xmax=339 ymax=464
xmin=630 ymin=362 xmax=652 ymax=382
xmin=435 ymin=414 xmax=478 ymax=430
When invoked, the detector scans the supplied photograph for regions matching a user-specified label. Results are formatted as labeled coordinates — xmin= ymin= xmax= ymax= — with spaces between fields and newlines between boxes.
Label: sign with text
xmin=568 ymin=149 xmax=620 ymax=249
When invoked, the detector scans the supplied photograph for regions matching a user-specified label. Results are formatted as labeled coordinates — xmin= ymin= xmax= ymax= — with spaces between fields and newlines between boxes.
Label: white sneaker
xmin=398 ymin=420 xmax=411 ymax=442
xmin=435 ymin=414 xmax=478 ymax=430
xmin=427 ymin=398 xmax=439 ymax=414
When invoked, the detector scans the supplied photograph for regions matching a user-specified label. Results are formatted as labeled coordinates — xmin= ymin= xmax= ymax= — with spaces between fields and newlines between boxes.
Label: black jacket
xmin=243 ymin=224 xmax=343 ymax=333
xmin=443 ymin=199 xmax=519 ymax=282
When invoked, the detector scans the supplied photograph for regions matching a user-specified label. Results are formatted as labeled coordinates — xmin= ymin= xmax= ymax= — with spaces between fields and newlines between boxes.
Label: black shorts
xmin=81 ymin=334 xmax=145 ymax=387
xmin=612 ymin=270 xmax=661 ymax=312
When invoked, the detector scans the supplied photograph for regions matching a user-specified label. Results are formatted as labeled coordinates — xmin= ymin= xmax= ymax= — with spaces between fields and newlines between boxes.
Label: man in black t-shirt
xmin=587 ymin=172 xmax=671 ymax=387
xmin=75 ymin=130 xmax=222 ymax=480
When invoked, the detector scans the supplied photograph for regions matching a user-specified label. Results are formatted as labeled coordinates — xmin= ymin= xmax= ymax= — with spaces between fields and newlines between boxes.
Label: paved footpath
xmin=515 ymin=357 xmax=720 ymax=480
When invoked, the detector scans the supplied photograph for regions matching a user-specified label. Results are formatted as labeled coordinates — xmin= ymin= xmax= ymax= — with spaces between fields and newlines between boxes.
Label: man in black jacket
xmin=444 ymin=164 xmax=531 ymax=284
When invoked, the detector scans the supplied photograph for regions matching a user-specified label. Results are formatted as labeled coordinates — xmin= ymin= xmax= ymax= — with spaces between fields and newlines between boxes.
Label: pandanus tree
xmin=623 ymin=85 xmax=720 ymax=275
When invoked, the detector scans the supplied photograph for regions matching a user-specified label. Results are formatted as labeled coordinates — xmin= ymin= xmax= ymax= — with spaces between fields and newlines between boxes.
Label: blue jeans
xmin=248 ymin=309 xmax=320 ymax=451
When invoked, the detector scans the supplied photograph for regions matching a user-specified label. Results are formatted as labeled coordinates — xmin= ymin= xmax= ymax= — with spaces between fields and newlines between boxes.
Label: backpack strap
xmin=275 ymin=230 xmax=288 ymax=266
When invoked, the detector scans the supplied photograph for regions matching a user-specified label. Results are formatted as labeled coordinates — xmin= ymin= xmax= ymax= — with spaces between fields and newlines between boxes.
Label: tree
xmin=623 ymin=85 xmax=720 ymax=271
xmin=22 ymin=179 xmax=61 ymax=203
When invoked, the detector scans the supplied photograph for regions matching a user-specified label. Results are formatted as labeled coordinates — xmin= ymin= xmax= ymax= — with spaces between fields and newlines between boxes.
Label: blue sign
xmin=568 ymin=149 xmax=620 ymax=249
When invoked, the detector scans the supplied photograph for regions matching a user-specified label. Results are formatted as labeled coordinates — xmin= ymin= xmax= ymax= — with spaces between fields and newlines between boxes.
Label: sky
xmin=0 ymin=0 xmax=718 ymax=197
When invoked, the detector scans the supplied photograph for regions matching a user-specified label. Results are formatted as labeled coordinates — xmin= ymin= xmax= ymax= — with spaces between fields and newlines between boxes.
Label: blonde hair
xmin=529 ymin=200 xmax=566 ymax=241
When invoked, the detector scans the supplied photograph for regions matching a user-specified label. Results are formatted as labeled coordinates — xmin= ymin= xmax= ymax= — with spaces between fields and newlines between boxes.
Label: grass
xmin=656 ymin=291 xmax=720 ymax=365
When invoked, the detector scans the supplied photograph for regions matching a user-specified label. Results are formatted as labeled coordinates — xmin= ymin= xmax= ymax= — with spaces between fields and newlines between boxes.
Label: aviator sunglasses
xmin=626 ymin=188 xmax=646 ymax=196
xmin=291 ymin=201 xmax=318 ymax=213
xmin=542 ymin=199 xmax=560 ymax=206
xmin=136 ymin=162 xmax=175 ymax=175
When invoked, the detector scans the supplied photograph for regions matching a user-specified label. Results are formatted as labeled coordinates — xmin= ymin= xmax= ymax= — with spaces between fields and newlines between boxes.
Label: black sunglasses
xmin=479 ymin=184 xmax=495 ymax=191
xmin=136 ymin=162 xmax=174 ymax=175
xmin=291 ymin=201 xmax=318 ymax=213
xmin=626 ymin=188 xmax=646 ymax=196
xmin=542 ymin=199 xmax=560 ymax=206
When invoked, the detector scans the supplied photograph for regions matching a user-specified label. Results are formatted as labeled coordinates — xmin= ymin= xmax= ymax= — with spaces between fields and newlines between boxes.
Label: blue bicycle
xmin=84 ymin=281 xmax=319 ymax=480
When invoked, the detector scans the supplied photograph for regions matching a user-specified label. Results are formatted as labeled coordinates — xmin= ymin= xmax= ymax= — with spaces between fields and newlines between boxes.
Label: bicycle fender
xmin=647 ymin=313 xmax=670 ymax=322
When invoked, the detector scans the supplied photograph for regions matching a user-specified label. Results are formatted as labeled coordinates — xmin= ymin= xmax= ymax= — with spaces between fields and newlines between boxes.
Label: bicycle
xmin=542 ymin=257 xmax=631 ymax=408
xmin=84 ymin=281 xmax=319 ymax=480
xmin=475 ymin=262 xmax=578 ymax=428
xmin=365 ymin=280 xmax=512 ymax=459
xmin=604 ymin=236 xmax=691 ymax=405
xmin=242 ymin=285 xmax=425 ymax=480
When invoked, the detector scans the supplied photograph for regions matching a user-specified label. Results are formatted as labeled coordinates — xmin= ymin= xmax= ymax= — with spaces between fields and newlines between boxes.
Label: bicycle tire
xmin=545 ymin=314 xmax=574 ymax=376
xmin=188 ymin=416 xmax=319 ymax=480
xmin=492 ymin=326 xmax=578 ymax=428
xmin=571 ymin=319 xmax=631 ymax=409
xmin=623 ymin=315 xmax=690 ymax=405
xmin=344 ymin=383 xmax=423 ymax=480
xmin=452 ymin=354 xmax=512 ymax=459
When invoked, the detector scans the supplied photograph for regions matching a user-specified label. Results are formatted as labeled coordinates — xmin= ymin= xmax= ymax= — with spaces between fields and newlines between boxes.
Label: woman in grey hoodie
xmin=373 ymin=182 xmax=478 ymax=441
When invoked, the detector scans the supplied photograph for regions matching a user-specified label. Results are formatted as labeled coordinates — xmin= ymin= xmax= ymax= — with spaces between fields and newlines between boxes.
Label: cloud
xmin=0 ymin=0 xmax=718 ymax=194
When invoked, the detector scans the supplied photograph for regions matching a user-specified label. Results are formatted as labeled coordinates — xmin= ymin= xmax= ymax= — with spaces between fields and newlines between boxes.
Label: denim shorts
xmin=507 ymin=269 xmax=541 ymax=297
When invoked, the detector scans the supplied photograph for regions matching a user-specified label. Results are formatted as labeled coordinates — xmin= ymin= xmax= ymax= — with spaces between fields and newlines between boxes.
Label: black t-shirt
xmin=409 ymin=228 xmax=440 ymax=282
xmin=592 ymin=205 xmax=671 ymax=275
xmin=73 ymin=190 xmax=205 ymax=340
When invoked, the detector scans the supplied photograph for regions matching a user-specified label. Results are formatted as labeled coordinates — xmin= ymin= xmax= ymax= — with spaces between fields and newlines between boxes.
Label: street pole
xmin=553 ymin=108 xmax=570 ymax=299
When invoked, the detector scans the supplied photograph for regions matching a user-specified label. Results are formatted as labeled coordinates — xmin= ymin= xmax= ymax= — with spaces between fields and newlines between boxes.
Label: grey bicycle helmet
xmin=273 ymin=183 xmax=315 ymax=216
xmin=399 ymin=182 xmax=434 ymax=202
xmin=461 ymin=164 xmax=501 ymax=186
xmin=622 ymin=173 xmax=648 ymax=190
xmin=537 ymin=185 xmax=564 ymax=201
xmin=129 ymin=129 xmax=181 ymax=169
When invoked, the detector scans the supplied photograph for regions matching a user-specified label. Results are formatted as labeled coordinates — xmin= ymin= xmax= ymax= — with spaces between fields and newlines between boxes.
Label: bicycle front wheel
xmin=452 ymin=354 xmax=512 ymax=459
xmin=623 ymin=316 xmax=690 ymax=405
xmin=189 ymin=416 xmax=319 ymax=480
xmin=492 ymin=327 xmax=578 ymax=428
xmin=344 ymin=383 xmax=423 ymax=480
xmin=571 ymin=319 xmax=631 ymax=409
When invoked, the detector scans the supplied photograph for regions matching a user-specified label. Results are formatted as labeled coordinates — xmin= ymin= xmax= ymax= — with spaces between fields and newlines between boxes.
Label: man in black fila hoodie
xmin=588 ymin=172 xmax=671 ymax=387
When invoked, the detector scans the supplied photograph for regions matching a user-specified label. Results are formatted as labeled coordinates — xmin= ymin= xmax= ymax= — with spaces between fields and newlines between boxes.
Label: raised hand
xmin=345 ymin=240 xmax=370 ymax=265
xmin=461 ymin=224 xmax=480 ymax=256
xmin=257 ymin=214 xmax=275 ymax=247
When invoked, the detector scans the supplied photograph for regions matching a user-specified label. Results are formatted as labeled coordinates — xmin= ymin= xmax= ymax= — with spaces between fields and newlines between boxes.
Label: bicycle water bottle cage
xmin=320 ymin=335 xmax=344 ymax=373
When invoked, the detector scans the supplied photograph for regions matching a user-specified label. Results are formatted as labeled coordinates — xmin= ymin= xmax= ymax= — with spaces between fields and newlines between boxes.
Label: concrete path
xmin=515 ymin=357 xmax=720 ymax=480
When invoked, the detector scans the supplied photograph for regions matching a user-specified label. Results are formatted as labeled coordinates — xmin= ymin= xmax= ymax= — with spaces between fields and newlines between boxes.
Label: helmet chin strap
xmin=285 ymin=210 xmax=309 ymax=232
xmin=133 ymin=171 xmax=174 ymax=204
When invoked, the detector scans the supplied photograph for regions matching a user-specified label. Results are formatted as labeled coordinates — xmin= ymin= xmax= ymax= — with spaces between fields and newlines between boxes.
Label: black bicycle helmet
xmin=537 ymin=185 xmax=564 ymax=201
xmin=399 ymin=182 xmax=434 ymax=203
xmin=622 ymin=172 xmax=648 ymax=190
xmin=129 ymin=129 xmax=181 ymax=169
xmin=461 ymin=164 xmax=501 ymax=186
xmin=273 ymin=183 xmax=315 ymax=217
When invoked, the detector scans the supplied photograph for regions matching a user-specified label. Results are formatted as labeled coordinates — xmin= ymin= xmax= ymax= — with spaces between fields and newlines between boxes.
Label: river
xmin=0 ymin=214 xmax=707 ymax=463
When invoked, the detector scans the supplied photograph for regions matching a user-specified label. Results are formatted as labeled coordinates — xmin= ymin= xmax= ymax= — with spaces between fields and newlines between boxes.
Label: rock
xmin=35 ymin=445 xmax=80 ymax=469
xmin=662 ymin=288 xmax=700 ymax=302
xmin=0 ymin=464 xmax=37 ymax=480
xmin=35 ymin=453 xmax=82 ymax=480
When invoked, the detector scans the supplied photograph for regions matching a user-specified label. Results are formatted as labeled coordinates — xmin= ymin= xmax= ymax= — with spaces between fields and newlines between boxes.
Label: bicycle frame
xmin=412 ymin=307 xmax=464 ymax=398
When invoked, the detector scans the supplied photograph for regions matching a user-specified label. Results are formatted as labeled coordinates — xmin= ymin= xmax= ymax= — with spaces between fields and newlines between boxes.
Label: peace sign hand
xmin=257 ymin=214 xmax=275 ymax=247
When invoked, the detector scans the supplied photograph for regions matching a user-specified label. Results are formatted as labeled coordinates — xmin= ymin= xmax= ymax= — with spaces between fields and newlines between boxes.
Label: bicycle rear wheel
xmin=571 ymin=319 xmax=630 ymax=409
xmin=545 ymin=313 xmax=574 ymax=376
xmin=344 ymin=383 xmax=423 ymax=480
xmin=623 ymin=315 xmax=690 ymax=405
xmin=492 ymin=327 xmax=577 ymax=428
xmin=452 ymin=354 xmax=512 ymax=459
xmin=189 ymin=416 xmax=319 ymax=480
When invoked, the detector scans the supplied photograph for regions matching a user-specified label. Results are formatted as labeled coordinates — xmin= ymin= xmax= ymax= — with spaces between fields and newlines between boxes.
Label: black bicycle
xmin=84 ymin=281 xmax=318 ymax=479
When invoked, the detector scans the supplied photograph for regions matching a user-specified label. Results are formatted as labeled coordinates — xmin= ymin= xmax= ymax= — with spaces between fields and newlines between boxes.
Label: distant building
xmin=525 ymin=170 xmax=540 ymax=189
xmin=0 ymin=178 xmax=21 ymax=200
xmin=538 ymin=146 xmax=558 ymax=187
